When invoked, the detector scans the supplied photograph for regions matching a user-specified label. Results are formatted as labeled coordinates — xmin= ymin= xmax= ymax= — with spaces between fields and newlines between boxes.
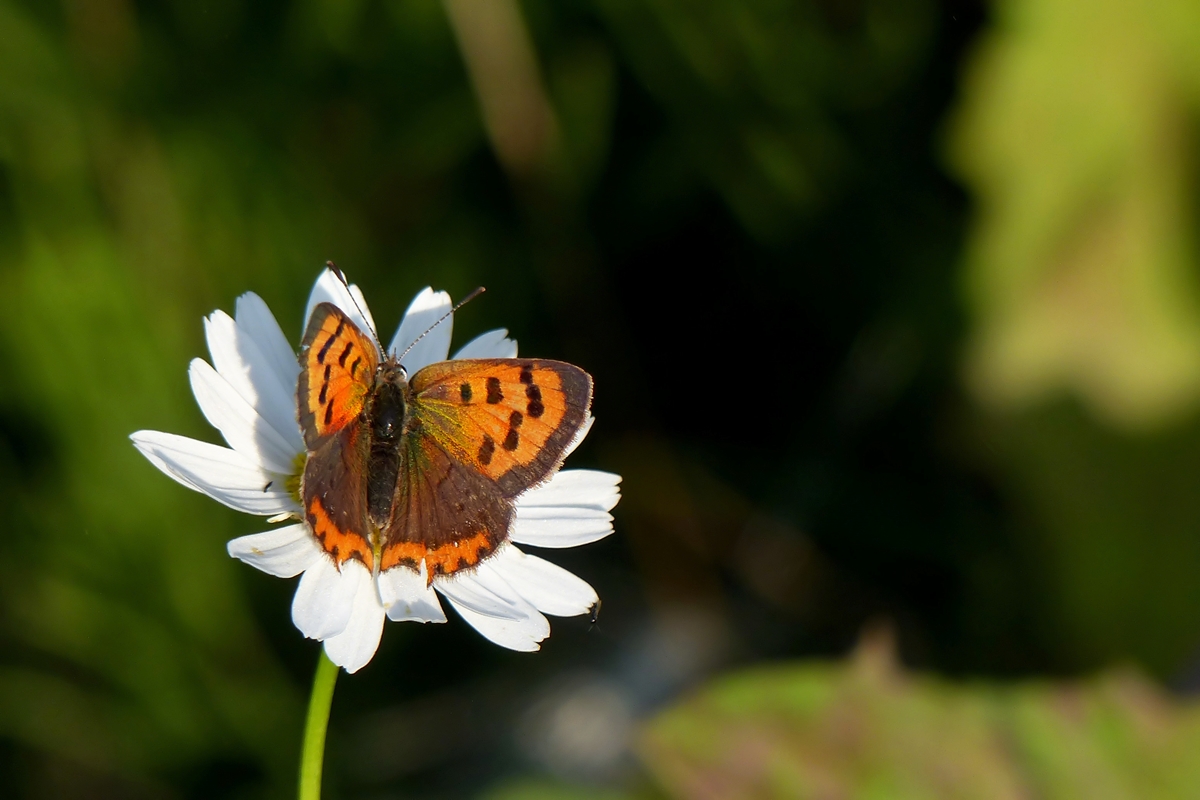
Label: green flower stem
xmin=298 ymin=650 xmax=339 ymax=800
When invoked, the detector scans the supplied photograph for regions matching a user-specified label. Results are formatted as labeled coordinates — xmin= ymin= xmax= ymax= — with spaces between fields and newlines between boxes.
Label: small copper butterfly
xmin=296 ymin=296 xmax=592 ymax=580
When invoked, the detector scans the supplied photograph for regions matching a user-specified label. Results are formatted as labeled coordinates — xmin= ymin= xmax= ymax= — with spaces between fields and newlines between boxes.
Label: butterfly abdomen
xmin=364 ymin=374 xmax=407 ymax=527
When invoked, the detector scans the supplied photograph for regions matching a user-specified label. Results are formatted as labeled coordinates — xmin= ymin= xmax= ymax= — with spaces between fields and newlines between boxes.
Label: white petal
xmin=512 ymin=470 xmax=620 ymax=548
xmin=436 ymin=566 xmax=549 ymax=651
xmin=322 ymin=566 xmax=387 ymax=673
xmin=389 ymin=287 xmax=452 ymax=371
xmin=131 ymin=430 xmax=296 ymax=516
xmin=235 ymin=292 xmax=300 ymax=398
xmin=204 ymin=304 xmax=303 ymax=456
xmin=487 ymin=544 xmax=598 ymax=617
xmin=189 ymin=359 xmax=297 ymax=474
xmin=453 ymin=329 xmax=518 ymax=359
xmin=378 ymin=563 xmax=447 ymax=623
xmin=227 ymin=524 xmax=321 ymax=578
xmin=436 ymin=562 xmax=532 ymax=616
xmin=511 ymin=516 xmax=615 ymax=549
xmin=517 ymin=469 xmax=621 ymax=510
xmin=442 ymin=599 xmax=549 ymax=652
xmin=304 ymin=267 xmax=378 ymax=340
xmin=291 ymin=557 xmax=363 ymax=640
xmin=562 ymin=415 xmax=595 ymax=459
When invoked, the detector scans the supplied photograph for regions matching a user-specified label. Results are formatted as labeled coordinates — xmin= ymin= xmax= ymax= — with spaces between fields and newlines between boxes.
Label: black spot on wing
xmin=338 ymin=341 xmax=354 ymax=367
xmin=460 ymin=382 xmax=473 ymax=402
xmin=526 ymin=384 xmax=544 ymax=418
xmin=519 ymin=366 xmax=533 ymax=384
xmin=486 ymin=377 xmax=503 ymax=404
xmin=478 ymin=434 xmax=495 ymax=465
xmin=316 ymin=317 xmax=345 ymax=364
xmin=319 ymin=364 xmax=331 ymax=405
xmin=502 ymin=410 xmax=523 ymax=451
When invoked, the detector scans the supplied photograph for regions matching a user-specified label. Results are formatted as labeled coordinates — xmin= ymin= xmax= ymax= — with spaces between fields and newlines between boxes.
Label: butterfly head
xmin=379 ymin=353 xmax=409 ymax=383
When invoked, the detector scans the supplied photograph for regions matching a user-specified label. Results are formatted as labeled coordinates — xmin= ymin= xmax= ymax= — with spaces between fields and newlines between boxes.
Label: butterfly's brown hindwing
xmin=378 ymin=435 xmax=512 ymax=577
xmin=407 ymin=359 xmax=592 ymax=498
xmin=298 ymin=302 xmax=379 ymax=450
xmin=301 ymin=423 xmax=375 ymax=570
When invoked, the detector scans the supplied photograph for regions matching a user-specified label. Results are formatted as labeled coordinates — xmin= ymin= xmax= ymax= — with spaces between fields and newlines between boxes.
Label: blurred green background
xmin=4 ymin=0 xmax=1200 ymax=797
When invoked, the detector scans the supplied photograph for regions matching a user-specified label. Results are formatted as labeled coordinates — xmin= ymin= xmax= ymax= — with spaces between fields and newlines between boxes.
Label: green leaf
xmin=950 ymin=0 xmax=1200 ymax=429
xmin=640 ymin=634 xmax=1200 ymax=798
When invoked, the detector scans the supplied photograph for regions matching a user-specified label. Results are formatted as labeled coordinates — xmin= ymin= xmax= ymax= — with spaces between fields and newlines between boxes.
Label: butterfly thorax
xmin=364 ymin=360 xmax=410 ymax=530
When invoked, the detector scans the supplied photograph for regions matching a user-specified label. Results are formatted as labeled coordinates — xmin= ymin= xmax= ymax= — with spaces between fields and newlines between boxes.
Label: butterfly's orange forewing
xmin=298 ymin=304 xmax=378 ymax=448
xmin=406 ymin=359 xmax=591 ymax=497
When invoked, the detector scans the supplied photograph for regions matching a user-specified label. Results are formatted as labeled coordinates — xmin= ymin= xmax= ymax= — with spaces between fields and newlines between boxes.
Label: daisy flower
xmin=131 ymin=269 xmax=620 ymax=672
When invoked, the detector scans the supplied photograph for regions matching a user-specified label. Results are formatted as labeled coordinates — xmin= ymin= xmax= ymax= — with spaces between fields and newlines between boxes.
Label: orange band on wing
xmin=381 ymin=529 xmax=496 ymax=581
xmin=308 ymin=496 xmax=375 ymax=570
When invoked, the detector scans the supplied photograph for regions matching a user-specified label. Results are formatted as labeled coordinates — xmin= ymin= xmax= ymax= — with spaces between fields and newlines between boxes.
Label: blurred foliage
xmin=589 ymin=0 xmax=937 ymax=240
xmin=951 ymin=0 xmax=1200 ymax=428
xmin=2 ymin=0 xmax=1200 ymax=797
xmin=949 ymin=0 xmax=1200 ymax=677
xmin=642 ymin=632 xmax=1200 ymax=799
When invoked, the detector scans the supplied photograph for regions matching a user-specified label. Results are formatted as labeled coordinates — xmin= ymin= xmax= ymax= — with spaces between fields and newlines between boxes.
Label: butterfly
xmin=296 ymin=300 xmax=593 ymax=582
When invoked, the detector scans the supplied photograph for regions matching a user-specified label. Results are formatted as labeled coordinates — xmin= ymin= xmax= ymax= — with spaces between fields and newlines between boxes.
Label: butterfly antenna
xmin=396 ymin=286 xmax=485 ymax=363
xmin=326 ymin=260 xmax=385 ymax=351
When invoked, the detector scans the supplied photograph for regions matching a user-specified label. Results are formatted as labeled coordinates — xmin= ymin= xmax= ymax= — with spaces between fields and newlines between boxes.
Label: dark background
xmin=4 ymin=0 xmax=1200 ymax=797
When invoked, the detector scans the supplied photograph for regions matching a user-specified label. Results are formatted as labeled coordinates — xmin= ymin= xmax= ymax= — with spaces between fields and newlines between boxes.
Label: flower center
xmin=287 ymin=451 xmax=307 ymax=507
